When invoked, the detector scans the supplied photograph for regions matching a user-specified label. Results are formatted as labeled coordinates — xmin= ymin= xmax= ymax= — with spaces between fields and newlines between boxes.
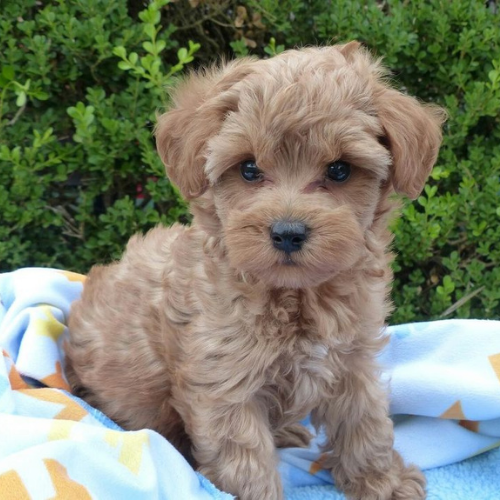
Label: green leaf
xmin=143 ymin=23 xmax=156 ymax=40
xmin=118 ymin=61 xmax=132 ymax=70
xmin=428 ymin=43 xmax=440 ymax=54
xmin=1 ymin=66 xmax=14 ymax=81
xmin=417 ymin=196 xmax=427 ymax=207
xmin=188 ymin=40 xmax=201 ymax=53
xmin=169 ymin=63 xmax=183 ymax=74
xmin=230 ymin=40 xmax=249 ymax=57
xmin=443 ymin=276 xmax=455 ymax=293
xmin=140 ymin=54 xmax=154 ymax=71
xmin=113 ymin=46 xmax=127 ymax=59
xmin=15 ymin=92 xmax=27 ymax=107
xmin=156 ymin=40 xmax=166 ymax=53
xmin=177 ymin=47 xmax=188 ymax=61
xmin=424 ymin=185 xmax=438 ymax=198
xmin=43 ymin=127 xmax=54 ymax=141
xmin=142 ymin=42 xmax=154 ymax=54
xmin=138 ymin=10 xmax=150 ymax=23
xmin=0 ymin=145 xmax=11 ymax=160
xmin=11 ymin=147 xmax=21 ymax=162
xmin=33 ymin=91 xmax=49 ymax=101
xmin=150 ymin=60 xmax=161 ymax=75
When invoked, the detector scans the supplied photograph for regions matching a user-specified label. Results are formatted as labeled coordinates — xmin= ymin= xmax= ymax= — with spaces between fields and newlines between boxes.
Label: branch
xmin=8 ymin=102 xmax=27 ymax=126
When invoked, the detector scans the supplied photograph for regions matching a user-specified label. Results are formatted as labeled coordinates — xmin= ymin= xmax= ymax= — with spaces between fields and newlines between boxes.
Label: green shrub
xmin=1 ymin=0 xmax=499 ymax=323
xmin=0 ymin=0 xmax=196 ymax=270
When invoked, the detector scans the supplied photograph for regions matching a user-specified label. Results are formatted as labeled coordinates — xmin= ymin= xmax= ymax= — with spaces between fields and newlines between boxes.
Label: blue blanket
xmin=1 ymin=268 xmax=500 ymax=499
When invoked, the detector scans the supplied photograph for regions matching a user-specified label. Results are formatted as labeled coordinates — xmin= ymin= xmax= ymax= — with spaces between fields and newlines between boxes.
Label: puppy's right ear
xmin=337 ymin=40 xmax=362 ymax=60
xmin=155 ymin=59 xmax=255 ymax=200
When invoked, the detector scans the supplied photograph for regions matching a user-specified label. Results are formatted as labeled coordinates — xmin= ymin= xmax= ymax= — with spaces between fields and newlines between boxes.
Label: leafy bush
xmin=1 ymin=0 xmax=499 ymax=323
xmin=0 ymin=0 xmax=195 ymax=270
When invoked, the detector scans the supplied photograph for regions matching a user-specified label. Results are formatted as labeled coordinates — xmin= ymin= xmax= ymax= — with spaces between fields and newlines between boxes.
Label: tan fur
xmin=65 ymin=44 xmax=445 ymax=500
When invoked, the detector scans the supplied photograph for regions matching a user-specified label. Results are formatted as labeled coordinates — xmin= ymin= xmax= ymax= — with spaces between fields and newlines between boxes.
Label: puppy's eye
xmin=327 ymin=161 xmax=351 ymax=183
xmin=240 ymin=160 xmax=263 ymax=182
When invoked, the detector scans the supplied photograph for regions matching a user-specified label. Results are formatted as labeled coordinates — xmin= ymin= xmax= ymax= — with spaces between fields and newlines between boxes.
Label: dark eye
xmin=327 ymin=160 xmax=351 ymax=183
xmin=240 ymin=160 xmax=262 ymax=182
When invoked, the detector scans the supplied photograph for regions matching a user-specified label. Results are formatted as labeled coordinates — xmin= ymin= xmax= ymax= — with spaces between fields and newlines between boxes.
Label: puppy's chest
xmin=258 ymin=291 xmax=343 ymax=405
xmin=263 ymin=339 xmax=333 ymax=421
xmin=278 ymin=338 xmax=333 ymax=383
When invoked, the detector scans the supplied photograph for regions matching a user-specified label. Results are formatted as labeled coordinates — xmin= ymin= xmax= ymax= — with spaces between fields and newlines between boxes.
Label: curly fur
xmin=65 ymin=43 xmax=445 ymax=499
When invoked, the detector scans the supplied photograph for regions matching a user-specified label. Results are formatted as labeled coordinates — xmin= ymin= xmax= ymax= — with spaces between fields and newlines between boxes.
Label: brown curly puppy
xmin=65 ymin=42 xmax=445 ymax=500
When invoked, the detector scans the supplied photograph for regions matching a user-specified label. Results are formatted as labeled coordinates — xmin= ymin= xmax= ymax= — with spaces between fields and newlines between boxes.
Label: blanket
xmin=1 ymin=268 xmax=500 ymax=499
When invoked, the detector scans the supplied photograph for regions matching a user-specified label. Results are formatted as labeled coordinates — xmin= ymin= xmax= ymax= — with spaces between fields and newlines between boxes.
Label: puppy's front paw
xmin=199 ymin=464 xmax=283 ymax=500
xmin=334 ymin=452 xmax=426 ymax=500
xmin=391 ymin=464 xmax=426 ymax=500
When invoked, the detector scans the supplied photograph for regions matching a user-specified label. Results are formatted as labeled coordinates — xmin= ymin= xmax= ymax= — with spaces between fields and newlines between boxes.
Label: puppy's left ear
xmin=376 ymin=87 xmax=446 ymax=199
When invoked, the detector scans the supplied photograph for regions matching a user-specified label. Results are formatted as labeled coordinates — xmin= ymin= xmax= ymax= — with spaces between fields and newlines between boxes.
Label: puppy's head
xmin=156 ymin=43 xmax=445 ymax=288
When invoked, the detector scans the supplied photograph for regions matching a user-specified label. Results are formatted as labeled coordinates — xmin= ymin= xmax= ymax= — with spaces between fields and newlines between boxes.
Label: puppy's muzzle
xmin=270 ymin=221 xmax=308 ymax=254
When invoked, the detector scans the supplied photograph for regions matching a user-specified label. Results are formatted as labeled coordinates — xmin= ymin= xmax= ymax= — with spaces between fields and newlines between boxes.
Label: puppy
xmin=65 ymin=42 xmax=445 ymax=500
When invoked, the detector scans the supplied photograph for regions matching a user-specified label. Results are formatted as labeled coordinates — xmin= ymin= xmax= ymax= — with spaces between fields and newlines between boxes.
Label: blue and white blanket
xmin=1 ymin=268 xmax=500 ymax=499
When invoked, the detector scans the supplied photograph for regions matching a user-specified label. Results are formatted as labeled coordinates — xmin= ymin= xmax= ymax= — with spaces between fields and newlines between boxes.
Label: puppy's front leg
xmin=185 ymin=398 xmax=282 ymax=500
xmin=313 ymin=358 xmax=425 ymax=500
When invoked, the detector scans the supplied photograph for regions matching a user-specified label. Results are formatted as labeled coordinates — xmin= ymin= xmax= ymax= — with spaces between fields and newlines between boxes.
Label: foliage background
xmin=1 ymin=0 xmax=499 ymax=323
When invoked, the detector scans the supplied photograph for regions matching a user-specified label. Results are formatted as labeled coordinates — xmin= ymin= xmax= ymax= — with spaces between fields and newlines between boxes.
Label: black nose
xmin=271 ymin=221 xmax=308 ymax=254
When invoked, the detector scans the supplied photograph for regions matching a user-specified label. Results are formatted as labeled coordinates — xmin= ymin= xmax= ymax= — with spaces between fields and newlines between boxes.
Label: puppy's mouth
xmin=281 ymin=255 xmax=297 ymax=266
